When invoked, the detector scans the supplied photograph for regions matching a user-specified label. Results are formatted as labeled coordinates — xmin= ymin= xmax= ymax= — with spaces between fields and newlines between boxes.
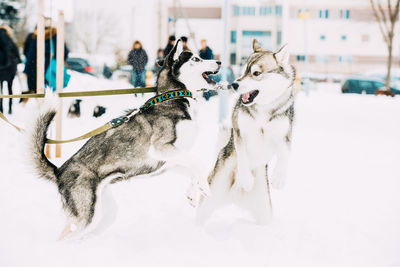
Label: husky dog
xmin=197 ymin=39 xmax=296 ymax=224
xmin=29 ymin=39 xmax=221 ymax=239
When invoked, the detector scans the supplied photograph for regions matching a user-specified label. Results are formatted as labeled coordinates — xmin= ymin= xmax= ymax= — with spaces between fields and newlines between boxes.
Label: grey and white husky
xmin=197 ymin=39 xmax=296 ymax=224
xmin=29 ymin=39 xmax=220 ymax=239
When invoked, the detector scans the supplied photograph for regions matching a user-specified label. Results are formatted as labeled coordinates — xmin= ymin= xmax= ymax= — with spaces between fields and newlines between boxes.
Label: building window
xmin=277 ymin=31 xmax=282 ymax=47
xmin=275 ymin=5 xmax=282 ymax=16
xmin=233 ymin=5 xmax=240 ymax=16
xmin=242 ymin=6 xmax=256 ymax=16
xmin=362 ymin=34 xmax=369 ymax=42
xmin=297 ymin=9 xmax=302 ymax=18
xmin=338 ymin=56 xmax=352 ymax=63
xmin=298 ymin=9 xmax=310 ymax=19
xmin=230 ymin=53 xmax=236 ymax=65
xmin=341 ymin=35 xmax=347 ymax=40
xmin=316 ymin=55 xmax=328 ymax=64
xmin=320 ymin=35 xmax=326 ymax=40
xmin=231 ymin=31 xmax=237 ymax=44
xmin=296 ymin=55 xmax=307 ymax=62
xmin=260 ymin=6 xmax=272 ymax=16
xmin=319 ymin=9 xmax=329 ymax=19
xmin=340 ymin=9 xmax=350 ymax=19
xmin=242 ymin=31 xmax=273 ymax=55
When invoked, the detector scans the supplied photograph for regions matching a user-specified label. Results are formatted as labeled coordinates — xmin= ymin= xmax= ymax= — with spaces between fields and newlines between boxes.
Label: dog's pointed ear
xmin=173 ymin=40 xmax=183 ymax=61
xmin=253 ymin=39 xmax=263 ymax=52
xmin=166 ymin=39 xmax=182 ymax=67
xmin=274 ymin=44 xmax=289 ymax=65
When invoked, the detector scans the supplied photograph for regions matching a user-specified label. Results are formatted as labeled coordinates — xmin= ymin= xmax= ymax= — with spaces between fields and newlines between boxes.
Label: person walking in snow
xmin=154 ymin=48 xmax=164 ymax=73
xmin=0 ymin=25 xmax=21 ymax=114
xmin=199 ymin=39 xmax=214 ymax=60
xmin=23 ymin=26 xmax=69 ymax=94
xmin=128 ymin=40 xmax=148 ymax=88
xmin=163 ymin=35 xmax=176 ymax=58
xmin=180 ymin=36 xmax=190 ymax=51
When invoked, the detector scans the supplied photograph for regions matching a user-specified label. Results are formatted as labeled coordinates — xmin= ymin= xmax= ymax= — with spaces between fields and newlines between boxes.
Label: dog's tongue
xmin=242 ymin=92 xmax=251 ymax=103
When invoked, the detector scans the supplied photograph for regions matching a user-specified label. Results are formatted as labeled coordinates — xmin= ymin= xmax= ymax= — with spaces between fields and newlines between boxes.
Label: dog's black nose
xmin=230 ymin=82 xmax=239 ymax=90
xmin=216 ymin=61 xmax=221 ymax=65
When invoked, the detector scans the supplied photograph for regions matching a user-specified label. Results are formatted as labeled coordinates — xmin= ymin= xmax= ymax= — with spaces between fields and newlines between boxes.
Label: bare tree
xmin=73 ymin=10 xmax=119 ymax=54
xmin=370 ymin=0 xmax=400 ymax=92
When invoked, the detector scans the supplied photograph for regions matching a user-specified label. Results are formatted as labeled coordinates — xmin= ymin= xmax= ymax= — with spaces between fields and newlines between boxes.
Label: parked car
xmin=66 ymin=58 xmax=95 ymax=75
xmin=341 ymin=77 xmax=400 ymax=95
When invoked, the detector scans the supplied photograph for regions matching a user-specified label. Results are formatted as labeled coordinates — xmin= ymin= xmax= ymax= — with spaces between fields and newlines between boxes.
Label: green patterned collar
xmin=140 ymin=89 xmax=192 ymax=111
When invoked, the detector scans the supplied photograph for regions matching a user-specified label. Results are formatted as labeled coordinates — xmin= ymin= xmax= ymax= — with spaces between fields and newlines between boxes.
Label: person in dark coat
xmin=0 ymin=25 xmax=21 ymax=114
xmin=0 ymin=25 xmax=20 ymax=70
xmin=163 ymin=35 xmax=176 ymax=58
xmin=23 ymin=26 xmax=36 ymax=59
xmin=127 ymin=40 xmax=148 ymax=88
xmin=180 ymin=36 xmax=190 ymax=51
xmin=23 ymin=27 xmax=69 ymax=93
xmin=199 ymin=39 xmax=214 ymax=60
xmin=154 ymin=48 xmax=164 ymax=73
xmin=23 ymin=32 xmax=33 ymax=58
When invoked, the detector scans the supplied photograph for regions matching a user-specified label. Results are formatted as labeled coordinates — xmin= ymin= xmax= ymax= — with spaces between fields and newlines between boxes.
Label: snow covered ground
xmin=0 ymin=77 xmax=399 ymax=267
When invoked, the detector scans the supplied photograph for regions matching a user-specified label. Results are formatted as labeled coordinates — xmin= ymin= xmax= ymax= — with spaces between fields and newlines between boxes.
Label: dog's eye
xmin=253 ymin=71 xmax=261 ymax=77
xmin=192 ymin=57 xmax=200 ymax=62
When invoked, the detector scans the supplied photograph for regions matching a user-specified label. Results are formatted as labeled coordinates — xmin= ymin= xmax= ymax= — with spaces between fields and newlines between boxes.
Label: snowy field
xmin=0 ymin=76 xmax=399 ymax=267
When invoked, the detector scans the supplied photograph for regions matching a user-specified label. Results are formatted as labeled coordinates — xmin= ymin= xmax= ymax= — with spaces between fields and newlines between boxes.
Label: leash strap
xmin=0 ymin=87 xmax=157 ymax=99
xmin=0 ymin=111 xmax=22 ymax=132
xmin=0 ymin=110 xmax=127 ymax=144
xmin=46 ymin=123 xmax=111 ymax=144
xmin=0 ymin=89 xmax=193 ymax=144
xmin=140 ymin=89 xmax=192 ymax=111
xmin=45 ymin=116 xmax=129 ymax=144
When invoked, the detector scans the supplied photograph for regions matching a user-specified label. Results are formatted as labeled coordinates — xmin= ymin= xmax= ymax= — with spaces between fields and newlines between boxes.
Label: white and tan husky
xmin=197 ymin=39 xmax=296 ymax=224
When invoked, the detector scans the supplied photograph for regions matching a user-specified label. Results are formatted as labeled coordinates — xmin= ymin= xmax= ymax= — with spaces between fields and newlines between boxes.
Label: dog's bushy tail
xmin=28 ymin=96 xmax=58 ymax=183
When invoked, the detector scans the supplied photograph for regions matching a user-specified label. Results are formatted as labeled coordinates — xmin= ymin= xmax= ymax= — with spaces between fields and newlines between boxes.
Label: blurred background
xmin=2 ymin=0 xmax=400 ymax=94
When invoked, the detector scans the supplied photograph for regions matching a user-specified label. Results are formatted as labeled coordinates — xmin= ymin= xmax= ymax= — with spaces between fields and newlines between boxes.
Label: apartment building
xmin=227 ymin=0 xmax=399 ymax=74
xmin=66 ymin=0 xmax=397 ymax=75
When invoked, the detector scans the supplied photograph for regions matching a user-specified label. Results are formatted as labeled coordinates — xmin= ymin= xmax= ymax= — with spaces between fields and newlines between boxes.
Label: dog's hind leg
xmin=58 ymin=216 xmax=86 ymax=241
xmin=82 ymin=174 xmax=120 ymax=237
xmin=196 ymin=157 xmax=236 ymax=224
xmin=58 ymin=174 xmax=98 ymax=240
xmin=7 ymin=78 xmax=13 ymax=114
xmin=235 ymin=165 xmax=273 ymax=225
xmin=88 ymin=184 xmax=118 ymax=235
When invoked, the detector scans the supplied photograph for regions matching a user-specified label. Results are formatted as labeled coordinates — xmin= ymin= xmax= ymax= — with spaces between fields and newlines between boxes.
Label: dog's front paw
xmin=233 ymin=178 xmax=254 ymax=192
xmin=270 ymin=173 xmax=286 ymax=190
xmin=197 ymin=180 xmax=211 ymax=197
xmin=186 ymin=180 xmax=210 ymax=207
xmin=186 ymin=186 xmax=200 ymax=208
xmin=233 ymin=168 xmax=254 ymax=192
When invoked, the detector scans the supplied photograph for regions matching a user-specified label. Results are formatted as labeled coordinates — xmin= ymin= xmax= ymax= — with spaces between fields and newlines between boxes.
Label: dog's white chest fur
xmin=237 ymin=109 xmax=289 ymax=167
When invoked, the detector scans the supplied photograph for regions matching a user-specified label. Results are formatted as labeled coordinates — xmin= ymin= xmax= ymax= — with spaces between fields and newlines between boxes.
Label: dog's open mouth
xmin=241 ymin=90 xmax=259 ymax=105
xmin=202 ymin=69 xmax=219 ymax=85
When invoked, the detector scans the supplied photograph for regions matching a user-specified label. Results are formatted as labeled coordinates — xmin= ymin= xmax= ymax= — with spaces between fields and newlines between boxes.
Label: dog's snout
xmin=216 ymin=61 xmax=221 ymax=65
xmin=230 ymin=82 xmax=239 ymax=90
